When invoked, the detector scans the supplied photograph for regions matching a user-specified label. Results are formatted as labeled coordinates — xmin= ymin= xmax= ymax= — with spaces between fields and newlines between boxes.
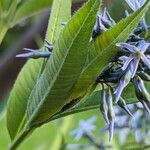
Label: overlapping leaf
xmin=50 ymin=80 xmax=150 ymax=121
xmin=26 ymin=0 xmax=100 ymax=127
xmin=7 ymin=0 xmax=71 ymax=140
xmin=69 ymin=0 xmax=150 ymax=101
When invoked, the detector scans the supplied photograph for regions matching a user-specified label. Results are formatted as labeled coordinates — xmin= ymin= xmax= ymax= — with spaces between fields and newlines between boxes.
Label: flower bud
xmin=107 ymin=88 xmax=115 ymax=141
xmin=16 ymin=48 xmax=51 ymax=59
xmin=100 ymin=89 xmax=109 ymax=124
xmin=138 ymin=71 xmax=150 ymax=81
xmin=118 ymin=97 xmax=133 ymax=117
xmin=133 ymin=76 xmax=150 ymax=114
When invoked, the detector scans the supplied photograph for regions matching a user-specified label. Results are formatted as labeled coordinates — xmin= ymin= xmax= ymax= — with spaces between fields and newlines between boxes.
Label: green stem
xmin=9 ymin=127 xmax=33 ymax=150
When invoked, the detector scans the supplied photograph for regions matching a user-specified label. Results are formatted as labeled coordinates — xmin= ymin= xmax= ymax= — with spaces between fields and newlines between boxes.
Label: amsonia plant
xmin=6 ymin=0 xmax=150 ymax=149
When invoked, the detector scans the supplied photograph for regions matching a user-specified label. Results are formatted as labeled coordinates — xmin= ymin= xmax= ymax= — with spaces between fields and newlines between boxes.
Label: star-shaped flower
xmin=116 ymin=40 xmax=150 ymax=78
xmin=70 ymin=117 xmax=96 ymax=141
xmin=114 ymin=40 xmax=150 ymax=102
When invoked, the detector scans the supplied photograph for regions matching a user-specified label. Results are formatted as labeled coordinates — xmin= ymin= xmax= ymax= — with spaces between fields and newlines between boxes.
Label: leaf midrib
xmin=14 ymin=0 xmax=70 ymax=137
xmin=26 ymin=1 xmax=98 ymax=126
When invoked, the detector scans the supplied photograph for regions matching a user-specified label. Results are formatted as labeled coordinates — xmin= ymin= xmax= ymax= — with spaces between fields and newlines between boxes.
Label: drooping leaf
xmin=69 ymin=1 xmax=150 ymax=101
xmin=26 ymin=0 xmax=100 ymax=127
xmin=7 ymin=0 xmax=71 ymax=140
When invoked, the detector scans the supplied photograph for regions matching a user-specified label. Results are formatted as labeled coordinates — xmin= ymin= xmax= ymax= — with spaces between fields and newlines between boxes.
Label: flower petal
xmin=141 ymin=54 xmax=150 ymax=69
xmin=138 ymin=40 xmax=150 ymax=52
xmin=130 ymin=58 xmax=140 ymax=78
xmin=125 ymin=0 xmax=136 ymax=11
xmin=122 ymin=55 xmax=134 ymax=71
xmin=116 ymin=42 xmax=137 ymax=53
xmin=139 ymin=0 xmax=146 ymax=7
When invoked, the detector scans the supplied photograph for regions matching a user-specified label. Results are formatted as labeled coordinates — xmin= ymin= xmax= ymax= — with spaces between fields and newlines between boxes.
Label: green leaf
xmin=0 ymin=0 xmax=11 ymax=11
xmin=26 ymin=0 xmax=100 ymax=127
xmin=0 ymin=22 xmax=8 ymax=44
xmin=69 ymin=1 xmax=150 ymax=101
xmin=7 ymin=0 xmax=71 ymax=140
xmin=45 ymin=0 xmax=71 ymax=43
xmin=7 ymin=59 xmax=43 ymax=140
xmin=141 ymin=27 xmax=150 ymax=40
xmin=51 ymin=80 xmax=150 ymax=121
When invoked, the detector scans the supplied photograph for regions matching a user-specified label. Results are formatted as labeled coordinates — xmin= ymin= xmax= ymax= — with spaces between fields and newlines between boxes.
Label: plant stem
xmin=9 ymin=127 xmax=33 ymax=150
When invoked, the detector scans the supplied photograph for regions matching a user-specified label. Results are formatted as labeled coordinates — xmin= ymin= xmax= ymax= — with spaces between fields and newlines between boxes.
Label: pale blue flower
xmin=116 ymin=40 xmax=150 ymax=76
xmin=114 ymin=40 xmax=150 ymax=102
xmin=114 ymin=66 xmax=133 ymax=103
xmin=92 ymin=8 xmax=115 ymax=38
xmin=125 ymin=0 xmax=147 ymax=28
xmin=118 ymin=128 xmax=130 ymax=145
xmin=70 ymin=117 xmax=96 ymax=141
xmin=125 ymin=0 xmax=145 ymax=11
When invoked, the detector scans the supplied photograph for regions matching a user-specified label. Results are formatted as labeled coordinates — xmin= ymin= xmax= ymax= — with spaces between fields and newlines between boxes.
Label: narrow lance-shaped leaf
xmin=7 ymin=0 xmax=71 ymax=140
xmin=26 ymin=0 xmax=100 ymax=127
xmin=69 ymin=0 xmax=150 ymax=101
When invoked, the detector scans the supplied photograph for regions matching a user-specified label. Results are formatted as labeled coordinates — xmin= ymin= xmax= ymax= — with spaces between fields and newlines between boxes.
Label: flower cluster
xmin=68 ymin=106 xmax=150 ymax=149
xmin=69 ymin=116 xmax=112 ymax=150
xmin=96 ymin=0 xmax=150 ymax=140
xmin=114 ymin=103 xmax=150 ymax=145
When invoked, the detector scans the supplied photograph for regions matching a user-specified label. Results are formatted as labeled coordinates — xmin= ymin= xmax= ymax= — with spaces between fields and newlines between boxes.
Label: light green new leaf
xmin=69 ymin=0 xmax=150 ymax=101
xmin=7 ymin=0 xmax=71 ymax=140
xmin=26 ymin=0 xmax=100 ymax=127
